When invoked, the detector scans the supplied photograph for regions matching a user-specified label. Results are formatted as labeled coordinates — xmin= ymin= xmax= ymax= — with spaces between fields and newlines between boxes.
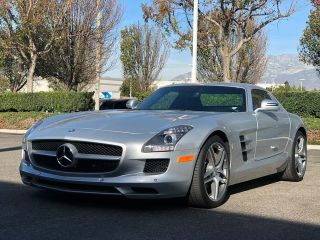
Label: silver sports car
xmin=20 ymin=83 xmax=307 ymax=208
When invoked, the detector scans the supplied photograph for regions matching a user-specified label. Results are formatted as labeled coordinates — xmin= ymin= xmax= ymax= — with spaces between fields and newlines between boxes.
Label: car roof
xmin=160 ymin=82 xmax=267 ymax=92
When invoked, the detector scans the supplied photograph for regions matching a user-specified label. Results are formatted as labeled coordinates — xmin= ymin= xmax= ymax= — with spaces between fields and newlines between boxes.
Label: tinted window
xmin=251 ymin=89 xmax=271 ymax=110
xmin=150 ymin=92 xmax=179 ymax=110
xmin=138 ymin=86 xmax=246 ymax=112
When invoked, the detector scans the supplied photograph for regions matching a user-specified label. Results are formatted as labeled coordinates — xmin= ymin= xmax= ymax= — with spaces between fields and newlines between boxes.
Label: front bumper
xmin=20 ymin=149 xmax=197 ymax=199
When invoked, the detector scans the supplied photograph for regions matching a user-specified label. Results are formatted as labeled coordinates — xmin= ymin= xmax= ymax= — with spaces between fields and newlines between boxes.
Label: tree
xmin=1 ymin=52 xmax=28 ymax=92
xmin=120 ymin=78 xmax=141 ymax=97
xmin=120 ymin=24 xmax=169 ymax=94
xmin=0 ymin=0 xmax=71 ymax=92
xmin=198 ymin=19 xmax=267 ymax=83
xmin=312 ymin=0 xmax=320 ymax=7
xmin=36 ymin=0 xmax=122 ymax=92
xmin=299 ymin=3 xmax=320 ymax=75
xmin=143 ymin=0 xmax=296 ymax=82
xmin=0 ymin=41 xmax=28 ymax=92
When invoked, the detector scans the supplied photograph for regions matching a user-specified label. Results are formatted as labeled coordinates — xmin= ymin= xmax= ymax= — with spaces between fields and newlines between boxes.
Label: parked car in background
xmin=20 ymin=83 xmax=307 ymax=208
xmin=99 ymin=98 xmax=136 ymax=110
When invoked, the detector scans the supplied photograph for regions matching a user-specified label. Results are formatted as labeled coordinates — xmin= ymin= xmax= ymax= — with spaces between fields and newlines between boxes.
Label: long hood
xmin=37 ymin=110 xmax=224 ymax=135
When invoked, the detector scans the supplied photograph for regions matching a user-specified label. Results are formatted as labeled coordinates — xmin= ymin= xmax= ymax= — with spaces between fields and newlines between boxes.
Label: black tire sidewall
xmin=290 ymin=131 xmax=307 ymax=181
xmin=197 ymin=135 xmax=230 ymax=208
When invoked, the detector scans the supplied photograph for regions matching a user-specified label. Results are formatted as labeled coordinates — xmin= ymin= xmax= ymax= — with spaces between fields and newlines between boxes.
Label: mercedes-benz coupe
xmin=20 ymin=83 xmax=307 ymax=208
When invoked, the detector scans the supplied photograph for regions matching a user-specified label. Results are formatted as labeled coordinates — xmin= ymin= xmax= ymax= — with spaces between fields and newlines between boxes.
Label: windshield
xmin=138 ymin=86 xmax=246 ymax=112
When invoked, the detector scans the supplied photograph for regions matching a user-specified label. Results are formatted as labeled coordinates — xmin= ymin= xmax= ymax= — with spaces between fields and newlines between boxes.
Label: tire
xmin=188 ymin=135 xmax=230 ymax=208
xmin=281 ymin=130 xmax=307 ymax=182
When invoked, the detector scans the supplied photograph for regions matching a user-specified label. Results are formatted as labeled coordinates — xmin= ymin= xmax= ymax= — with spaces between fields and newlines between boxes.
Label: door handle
xmin=271 ymin=145 xmax=279 ymax=151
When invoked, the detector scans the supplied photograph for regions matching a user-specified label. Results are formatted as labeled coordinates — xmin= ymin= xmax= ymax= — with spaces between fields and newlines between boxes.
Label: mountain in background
xmin=171 ymin=54 xmax=320 ymax=89
xmin=262 ymin=54 xmax=319 ymax=90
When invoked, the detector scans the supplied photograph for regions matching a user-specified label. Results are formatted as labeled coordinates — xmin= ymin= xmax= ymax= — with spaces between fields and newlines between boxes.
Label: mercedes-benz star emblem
xmin=56 ymin=144 xmax=78 ymax=168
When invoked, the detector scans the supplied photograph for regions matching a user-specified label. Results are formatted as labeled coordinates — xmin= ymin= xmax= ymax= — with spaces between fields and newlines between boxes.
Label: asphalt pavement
xmin=0 ymin=133 xmax=319 ymax=240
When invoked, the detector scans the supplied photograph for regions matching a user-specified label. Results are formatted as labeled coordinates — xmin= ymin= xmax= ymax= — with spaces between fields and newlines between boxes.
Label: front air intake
xmin=143 ymin=159 xmax=170 ymax=174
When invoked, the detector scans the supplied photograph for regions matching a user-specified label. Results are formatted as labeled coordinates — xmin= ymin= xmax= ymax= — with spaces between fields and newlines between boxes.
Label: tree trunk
xmin=26 ymin=53 xmax=38 ymax=93
xmin=222 ymin=46 xmax=231 ymax=83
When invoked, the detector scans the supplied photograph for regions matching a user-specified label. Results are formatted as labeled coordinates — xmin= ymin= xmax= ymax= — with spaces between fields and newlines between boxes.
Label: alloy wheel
xmin=295 ymin=135 xmax=307 ymax=177
xmin=203 ymin=142 xmax=229 ymax=201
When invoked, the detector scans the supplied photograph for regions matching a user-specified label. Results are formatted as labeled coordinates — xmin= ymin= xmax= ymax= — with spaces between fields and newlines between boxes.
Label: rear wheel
xmin=281 ymin=131 xmax=307 ymax=181
xmin=188 ymin=135 xmax=230 ymax=208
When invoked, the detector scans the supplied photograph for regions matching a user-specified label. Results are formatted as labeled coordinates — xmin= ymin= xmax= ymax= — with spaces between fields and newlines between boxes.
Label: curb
xmin=308 ymin=145 xmax=320 ymax=150
xmin=0 ymin=129 xmax=27 ymax=134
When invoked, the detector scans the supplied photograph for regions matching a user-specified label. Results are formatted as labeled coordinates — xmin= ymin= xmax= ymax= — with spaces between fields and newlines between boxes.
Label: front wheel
xmin=188 ymin=135 xmax=230 ymax=208
xmin=281 ymin=131 xmax=307 ymax=181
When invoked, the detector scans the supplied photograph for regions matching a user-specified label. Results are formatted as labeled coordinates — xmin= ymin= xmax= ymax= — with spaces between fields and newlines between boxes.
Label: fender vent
xmin=239 ymin=135 xmax=253 ymax=162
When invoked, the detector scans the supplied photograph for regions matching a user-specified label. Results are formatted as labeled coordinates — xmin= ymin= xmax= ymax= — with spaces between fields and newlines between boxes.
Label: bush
xmin=0 ymin=92 xmax=94 ymax=113
xmin=273 ymin=91 xmax=320 ymax=118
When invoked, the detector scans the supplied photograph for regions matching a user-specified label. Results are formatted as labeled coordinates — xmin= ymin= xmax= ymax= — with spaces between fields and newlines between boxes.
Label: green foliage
xmin=200 ymin=94 xmax=244 ymax=106
xmin=303 ymin=117 xmax=320 ymax=130
xmin=120 ymin=78 xmax=155 ymax=102
xmin=0 ymin=92 xmax=94 ymax=113
xmin=0 ymin=53 xmax=27 ymax=92
xmin=0 ymin=77 xmax=9 ymax=92
xmin=268 ymin=85 xmax=305 ymax=93
xmin=0 ymin=112 xmax=58 ymax=129
xmin=120 ymin=23 xmax=168 ymax=91
xmin=120 ymin=27 xmax=140 ymax=83
xmin=299 ymin=7 xmax=320 ymax=73
xmin=135 ymin=90 xmax=155 ymax=102
xmin=273 ymin=91 xmax=320 ymax=117
xmin=120 ymin=78 xmax=141 ymax=97
xmin=47 ymin=77 xmax=68 ymax=92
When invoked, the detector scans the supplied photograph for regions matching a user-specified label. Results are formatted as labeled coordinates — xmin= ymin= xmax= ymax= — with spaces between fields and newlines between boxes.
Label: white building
xmin=99 ymin=78 xmax=122 ymax=99
xmin=18 ymin=77 xmax=123 ymax=99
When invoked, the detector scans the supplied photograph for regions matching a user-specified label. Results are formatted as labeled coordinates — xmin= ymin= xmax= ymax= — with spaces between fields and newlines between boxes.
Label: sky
xmin=107 ymin=0 xmax=314 ymax=80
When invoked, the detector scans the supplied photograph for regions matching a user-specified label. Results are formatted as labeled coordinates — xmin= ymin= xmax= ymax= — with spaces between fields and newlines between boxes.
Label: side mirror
xmin=126 ymin=98 xmax=139 ymax=109
xmin=255 ymin=99 xmax=280 ymax=113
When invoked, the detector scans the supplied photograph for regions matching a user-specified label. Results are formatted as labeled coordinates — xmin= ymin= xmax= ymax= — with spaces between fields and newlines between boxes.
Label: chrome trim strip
xmin=31 ymin=150 xmax=121 ymax=161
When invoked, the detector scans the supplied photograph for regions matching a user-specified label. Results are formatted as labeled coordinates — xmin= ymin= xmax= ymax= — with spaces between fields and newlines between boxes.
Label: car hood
xmin=38 ymin=110 xmax=224 ymax=135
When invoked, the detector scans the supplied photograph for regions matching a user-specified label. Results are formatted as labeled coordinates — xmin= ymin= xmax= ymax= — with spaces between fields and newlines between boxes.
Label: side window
xmin=251 ymin=89 xmax=271 ymax=111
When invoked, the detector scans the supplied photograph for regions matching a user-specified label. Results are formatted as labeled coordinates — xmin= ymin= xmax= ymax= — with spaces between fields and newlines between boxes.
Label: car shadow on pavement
xmin=228 ymin=174 xmax=280 ymax=195
xmin=0 ymin=180 xmax=319 ymax=240
xmin=0 ymin=146 xmax=22 ymax=153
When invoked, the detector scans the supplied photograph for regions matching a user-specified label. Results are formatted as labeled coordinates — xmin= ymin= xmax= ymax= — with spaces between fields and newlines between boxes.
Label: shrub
xmin=273 ymin=91 xmax=320 ymax=118
xmin=0 ymin=92 xmax=94 ymax=113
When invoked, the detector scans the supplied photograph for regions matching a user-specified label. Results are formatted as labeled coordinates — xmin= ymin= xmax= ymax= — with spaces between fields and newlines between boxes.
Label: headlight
xmin=142 ymin=125 xmax=193 ymax=152
xmin=22 ymin=120 xmax=43 ymax=150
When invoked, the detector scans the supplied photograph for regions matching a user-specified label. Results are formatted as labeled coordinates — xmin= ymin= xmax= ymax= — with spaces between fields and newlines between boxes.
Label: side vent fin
xmin=239 ymin=135 xmax=253 ymax=162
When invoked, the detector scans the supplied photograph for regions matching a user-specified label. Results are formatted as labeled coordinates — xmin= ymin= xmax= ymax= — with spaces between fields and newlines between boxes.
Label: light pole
xmin=299 ymin=78 xmax=305 ymax=91
xmin=129 ymin=79 xmax=132 ymax=98
xmin=94 ymin=0 xmax=102 ymax=110
xmin=191 ymin=0 xmax=199 ymax=83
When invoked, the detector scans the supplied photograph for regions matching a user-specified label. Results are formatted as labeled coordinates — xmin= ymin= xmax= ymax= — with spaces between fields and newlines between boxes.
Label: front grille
xmin=32 ymin=140 xmax=123 ymax=156
xmin=32 ymin=154 xmax=119 ymax=173
xmin=143 ymin=159 xmax=170 ymax=174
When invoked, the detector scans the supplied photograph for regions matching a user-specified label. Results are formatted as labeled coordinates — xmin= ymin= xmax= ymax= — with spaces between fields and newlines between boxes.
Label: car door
xmin=252 ymin=89 xmax=290 ymax=160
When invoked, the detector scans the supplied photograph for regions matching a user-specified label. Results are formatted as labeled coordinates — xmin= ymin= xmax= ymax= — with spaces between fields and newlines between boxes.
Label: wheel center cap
xmin=212 ymin=168 xmax=218 ymax=176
